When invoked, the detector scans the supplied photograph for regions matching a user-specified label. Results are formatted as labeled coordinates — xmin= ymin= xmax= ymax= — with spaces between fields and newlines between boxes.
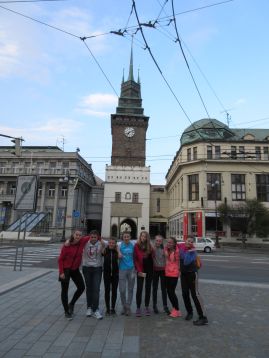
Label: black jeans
xmin=152 ymin=269 xmax=167 ymax=308
xmin=181 ymin=272 xmax=205 ymax=318
xmin=103 ymin=272 xmax=119 ymax=310
xmin=60 ymin=269 xmax=85 ymax=313
xmin=82 ymin=266 xmax=102 ymax=312
xmin=165 ymin=276 xmax=179 ymax=310
xmin=136 ymin=272 xmax=153 ymax=308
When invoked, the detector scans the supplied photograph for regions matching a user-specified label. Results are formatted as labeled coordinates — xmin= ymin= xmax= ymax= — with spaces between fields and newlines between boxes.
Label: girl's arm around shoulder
xmin=80 ymin=235 xmax=91 ymax=247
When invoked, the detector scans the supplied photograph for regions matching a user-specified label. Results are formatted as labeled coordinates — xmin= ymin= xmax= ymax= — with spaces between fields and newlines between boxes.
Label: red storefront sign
xmin=196 ymin=211 xmax=203 ymax=237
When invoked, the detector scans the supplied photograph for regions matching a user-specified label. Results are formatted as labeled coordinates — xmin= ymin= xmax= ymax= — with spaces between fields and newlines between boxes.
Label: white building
xmin=101 ymin=50 xmax=150 ymax=239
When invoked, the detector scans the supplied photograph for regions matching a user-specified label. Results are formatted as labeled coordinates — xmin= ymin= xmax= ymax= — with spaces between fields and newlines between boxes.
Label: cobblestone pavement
xmin=0 ymin=267 xmax=268 ymax=358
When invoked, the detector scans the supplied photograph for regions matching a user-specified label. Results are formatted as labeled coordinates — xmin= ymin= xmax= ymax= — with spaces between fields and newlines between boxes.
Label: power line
xmin=171 ymin=0 xmax=211 ymax=119
xmin=80 ymin=39 xmax=119 ymax=97
xmin=0 ymin=4 xmax=80 ymax=38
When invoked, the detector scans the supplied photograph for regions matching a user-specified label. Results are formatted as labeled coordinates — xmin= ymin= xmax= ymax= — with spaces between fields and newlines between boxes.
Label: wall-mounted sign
xmin=14 ymin=175 xmax=38 ymax=211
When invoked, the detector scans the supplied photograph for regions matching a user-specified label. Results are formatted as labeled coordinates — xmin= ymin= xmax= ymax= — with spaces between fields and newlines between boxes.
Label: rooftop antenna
xmin=220 ymin=108 xmax=235 ymax=127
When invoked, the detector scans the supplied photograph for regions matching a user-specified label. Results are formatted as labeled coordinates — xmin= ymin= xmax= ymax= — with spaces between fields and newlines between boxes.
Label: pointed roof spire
xmin=128 ymin=39 xmax=134 ymax=81
xmin=137 ymin=68 xmax=140 ymax=84
xmin=122 ymin=68 xmax=125 ymax=83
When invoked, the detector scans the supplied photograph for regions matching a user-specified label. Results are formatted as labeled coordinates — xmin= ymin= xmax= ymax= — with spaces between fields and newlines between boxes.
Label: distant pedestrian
xmin=102 ymin=237 xmax=119 ymax=315
xmin=178 ymin=237 xmax=208 ymax=326
xmin=152 ymin=235 xmax=169 ymax=314
xmin=118 ymin=231 xmax=136 ymax=316
xmin=164 ymin=237 xmax=182 ymax=318
xmin=58 ymin=230 xmax=85 ymax=320
xmin=134 ymin=231 xmax=154 ymax=317
xmin=81 ymin=230 xmax=106 ymax=320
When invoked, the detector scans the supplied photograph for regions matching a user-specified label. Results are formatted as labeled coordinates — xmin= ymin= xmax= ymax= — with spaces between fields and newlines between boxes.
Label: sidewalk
xmin=0 ymin=266 xmax=268 ymax=358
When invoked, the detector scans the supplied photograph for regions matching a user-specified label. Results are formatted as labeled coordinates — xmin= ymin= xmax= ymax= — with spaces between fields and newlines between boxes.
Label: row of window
xmin=0 ymin=161 xmax=70 ymax=168
xmin=186 ymin=145 xmax=269 ymax=161
xmin=188 ymin=173 xmax=269 ymax=202
xmin=108 ymin=175 xmax=148 ymax=180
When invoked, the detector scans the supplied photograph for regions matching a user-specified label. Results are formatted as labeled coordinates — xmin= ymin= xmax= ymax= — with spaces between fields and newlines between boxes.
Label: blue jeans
xmin=82 ymin=266 xmax=102 ymax=312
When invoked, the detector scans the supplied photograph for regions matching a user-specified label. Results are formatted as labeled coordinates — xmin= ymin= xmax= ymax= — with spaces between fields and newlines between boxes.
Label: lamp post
xmin=59 ymin=172 xmax=70 ymax=242
xmin=212 ymin=180 xmax=220 ymax=248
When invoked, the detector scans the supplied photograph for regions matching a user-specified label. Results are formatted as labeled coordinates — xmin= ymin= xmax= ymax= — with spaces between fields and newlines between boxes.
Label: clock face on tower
xmin=124 ymin=127 xmax=135 ymax=138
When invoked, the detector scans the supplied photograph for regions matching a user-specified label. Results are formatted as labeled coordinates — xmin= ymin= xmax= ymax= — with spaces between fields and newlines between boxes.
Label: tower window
xmin=132 ymin=192 xmax=139 ymax=203
xmin=115 ymin=192 xmax=121 ymax=202
xmin=156 ymin=198 xmax=160 ymax=212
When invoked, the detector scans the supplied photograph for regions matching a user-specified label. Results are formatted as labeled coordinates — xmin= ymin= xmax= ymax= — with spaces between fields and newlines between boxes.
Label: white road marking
xmin=200 ymin=278 xmax=269 ymax=289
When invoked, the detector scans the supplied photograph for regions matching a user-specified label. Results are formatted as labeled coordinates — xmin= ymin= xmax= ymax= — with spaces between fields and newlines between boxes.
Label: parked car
xmin=176 ymin=237 xmax=216 ymax=253
xmin=193 ymin=237 xmax=216 ymax=253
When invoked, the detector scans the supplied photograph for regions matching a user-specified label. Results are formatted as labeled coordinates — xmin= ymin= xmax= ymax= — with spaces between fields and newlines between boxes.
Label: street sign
xmin=14 ymin=175 xmax=38 ymax=211
xmin=73 ymin=210 xmax=80 ymax=218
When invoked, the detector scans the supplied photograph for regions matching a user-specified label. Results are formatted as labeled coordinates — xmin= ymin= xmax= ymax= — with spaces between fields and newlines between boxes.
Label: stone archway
xmin=120 ymin=218 xmax=137 ymax=240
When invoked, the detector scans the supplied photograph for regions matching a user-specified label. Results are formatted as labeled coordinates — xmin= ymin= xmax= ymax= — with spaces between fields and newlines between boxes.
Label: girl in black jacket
xmin=103 ymin=237 xmax=119 ymax=315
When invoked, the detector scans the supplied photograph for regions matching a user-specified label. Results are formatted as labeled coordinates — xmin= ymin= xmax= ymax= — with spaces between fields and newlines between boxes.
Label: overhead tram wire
xmin=131 ymin=0 xmax=220 ymax=147
xmin=0 ymin=4 xmax=119 ymax=98
xmin=0 ymin=4 xmax=80 ymax=38
xmin=80 ymin=38 xmax=119 ymax=97
xmin=73 ymin=0 xmax=235 ymax=43
xmin=170 ymin=0 xmax=211 ymax=120
xmin=152 ymin=3 xmax=234 ymax=131
xmin=169 ymin=0 xmax=230 ymax=143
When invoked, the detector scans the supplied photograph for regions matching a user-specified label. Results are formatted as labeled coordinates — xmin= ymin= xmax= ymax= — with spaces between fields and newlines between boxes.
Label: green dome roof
xmin=181 ymin=118 xmax=234 ymax=145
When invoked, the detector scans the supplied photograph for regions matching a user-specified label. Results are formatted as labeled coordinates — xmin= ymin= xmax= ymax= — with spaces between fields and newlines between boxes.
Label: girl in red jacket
xmin=134 ymin=231 xmax=154 ymax=317
xmin=164 ymin=237 xmax=182 ymax=318
xmin=58 ymin=230 xmax=85 ymax=320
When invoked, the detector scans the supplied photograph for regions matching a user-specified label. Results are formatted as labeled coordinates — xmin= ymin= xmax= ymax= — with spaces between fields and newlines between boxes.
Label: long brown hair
xmin=137 ymin=231 xmax=152 ymax=254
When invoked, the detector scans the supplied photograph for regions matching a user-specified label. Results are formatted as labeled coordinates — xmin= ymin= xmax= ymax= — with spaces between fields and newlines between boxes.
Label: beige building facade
xmin=166 ymin=118 xmax=269 ymax=242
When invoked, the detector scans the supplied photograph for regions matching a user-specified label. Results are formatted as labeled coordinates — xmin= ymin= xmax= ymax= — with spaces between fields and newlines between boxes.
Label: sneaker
xmin=86 ymin=307 xmax=92 ymax=317
xmin=193 ymin=316 xmax=208 ymax=326
xmin=164 ymin=306 xmax=170 ymax=315
xmin=68 ymin=304 xmax=74 ymax=315
xmin=185 ymin=313 xmax=193 ymax=321
xmin=110 ymin=308 xmax=116 ymax=315
xmin=136 ymin=308 xmax=142 ymax=317
xmin=145 ymin=307 xmax=151 ymax=316
xmin=169 ymin=308 xmax=182 ymax=318
xmin=125 ymin=307 xmax=131 ymax=316
xmin=92 ymin=309 xmax=103 ymax=320
xmin=65 ymin=312 xmax=73 ymax=320
xmin=121 ymin=307 xmax=126 ymax=315
xmin=153 ymin=306 xmax=159 ymax=314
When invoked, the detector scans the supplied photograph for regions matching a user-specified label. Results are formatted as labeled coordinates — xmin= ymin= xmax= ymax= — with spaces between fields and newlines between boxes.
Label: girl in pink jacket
xmin=164 ymin=237 xmax=182 ymax=318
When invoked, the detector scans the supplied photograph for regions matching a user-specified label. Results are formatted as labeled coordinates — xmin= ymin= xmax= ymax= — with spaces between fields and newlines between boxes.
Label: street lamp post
xmin=59 ymin=172 xmax=70 ymax=242
xmin=213 ymin=180 xmax=220 ymax=248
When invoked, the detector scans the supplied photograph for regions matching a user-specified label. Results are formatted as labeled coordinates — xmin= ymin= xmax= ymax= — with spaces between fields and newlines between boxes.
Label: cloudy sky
xmin=1 ymin=0 xmax=269 ymax=183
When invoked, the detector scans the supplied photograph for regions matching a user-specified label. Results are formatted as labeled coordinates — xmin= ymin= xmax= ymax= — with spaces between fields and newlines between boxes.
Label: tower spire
xmin=128 ymin=39 xmax=134 ymax=81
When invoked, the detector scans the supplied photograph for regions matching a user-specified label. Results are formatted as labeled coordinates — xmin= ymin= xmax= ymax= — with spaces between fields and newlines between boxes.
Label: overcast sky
xmin=1 ymin=0 xmax=269 ymax=184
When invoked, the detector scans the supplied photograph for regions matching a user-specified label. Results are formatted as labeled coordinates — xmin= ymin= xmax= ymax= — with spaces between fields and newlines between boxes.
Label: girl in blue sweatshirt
xmin=178 ymin=237 xmax=208 ymax=326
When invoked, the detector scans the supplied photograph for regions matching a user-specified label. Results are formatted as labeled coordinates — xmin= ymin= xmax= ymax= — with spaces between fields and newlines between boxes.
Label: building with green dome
xmin=165 ymin=118 xmax=269 ymax=242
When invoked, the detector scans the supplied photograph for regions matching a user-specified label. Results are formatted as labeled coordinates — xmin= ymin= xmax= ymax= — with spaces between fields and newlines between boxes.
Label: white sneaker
xmin=92 ymin=309 xmax=103 ymax=320
xmin=86 ymin=307 xmax=92 ymax=317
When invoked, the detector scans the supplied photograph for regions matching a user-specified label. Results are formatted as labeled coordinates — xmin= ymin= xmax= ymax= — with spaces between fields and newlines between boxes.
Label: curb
xmin=0 ymin=269 xmax=53 ymax=296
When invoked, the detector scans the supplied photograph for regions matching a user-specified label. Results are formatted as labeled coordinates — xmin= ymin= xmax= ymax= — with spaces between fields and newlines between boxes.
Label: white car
xmin=193 ymin=237 xmax=216 ymax=253
xmin=176 ymin=237 xmax=216 ymax=253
